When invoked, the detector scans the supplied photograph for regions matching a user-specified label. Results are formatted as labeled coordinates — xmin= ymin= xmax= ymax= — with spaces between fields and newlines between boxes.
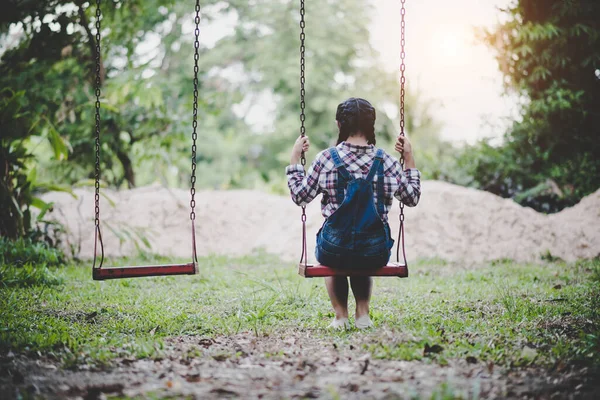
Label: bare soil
xmin=2 ymin=331 xmax=599 ymax=400
xmin=44 ymin=182 xmax=600 ymax=265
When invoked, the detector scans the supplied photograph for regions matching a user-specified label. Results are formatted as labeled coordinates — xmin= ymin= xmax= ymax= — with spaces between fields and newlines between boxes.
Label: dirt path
xmin=2 ymin=331 xmax=598 ymax=399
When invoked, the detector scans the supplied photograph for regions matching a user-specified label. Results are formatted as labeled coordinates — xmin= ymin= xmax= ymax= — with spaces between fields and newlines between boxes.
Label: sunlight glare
xmin=432 ymin=27 xmax=470 ymax=65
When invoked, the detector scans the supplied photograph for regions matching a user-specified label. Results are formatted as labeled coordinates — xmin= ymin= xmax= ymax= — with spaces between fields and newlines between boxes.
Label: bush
xmin=0 ymin=237 xmax=64 ymax=267
xmin=0 ymin=237 xmax=64 ymax=287
xmin=0 ymin=263 xmax=63 ymax=288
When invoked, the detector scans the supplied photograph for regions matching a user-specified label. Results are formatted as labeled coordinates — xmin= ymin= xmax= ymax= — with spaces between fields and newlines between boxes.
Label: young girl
xmin=286 ymin=97 xmax=421 ymax=329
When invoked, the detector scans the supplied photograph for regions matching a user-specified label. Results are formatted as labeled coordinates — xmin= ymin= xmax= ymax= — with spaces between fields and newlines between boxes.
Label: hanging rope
xmin=92 ymin=0 xmax=104 ymax=271
xmin=397 ymin=0 xmax=408 ymax=265
xmin=190 ymin=0 xmax=201 ymax=264
xmin=299 ymin=0 xmax=308 ymax=267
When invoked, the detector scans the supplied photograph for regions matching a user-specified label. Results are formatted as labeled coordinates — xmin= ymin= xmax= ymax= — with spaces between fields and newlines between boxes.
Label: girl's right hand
xmin=395 ymin=134 xmax=416 ymax=169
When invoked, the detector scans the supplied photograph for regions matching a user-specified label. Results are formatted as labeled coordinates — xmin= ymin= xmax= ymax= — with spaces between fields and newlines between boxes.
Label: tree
xmin=0 ymin=0 xmax=196 ymax=238
xmin=1 ymin=0 xmax=443 ymax=239
xmin=467 ymin=0 xmax=600 ymax=212
xmin=197 ymin=0 xmax=442 ymax=192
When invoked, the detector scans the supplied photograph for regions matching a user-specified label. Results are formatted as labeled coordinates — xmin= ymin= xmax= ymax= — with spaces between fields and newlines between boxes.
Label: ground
xmin=1 ymin=253 xmax=599 ymax=399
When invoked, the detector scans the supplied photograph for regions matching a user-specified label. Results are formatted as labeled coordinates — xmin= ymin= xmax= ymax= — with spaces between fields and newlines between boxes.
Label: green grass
xmin=1 ymin=251 xmax=598 ymax=370
xmin=0 ymin=237 xmax=65 ymax=288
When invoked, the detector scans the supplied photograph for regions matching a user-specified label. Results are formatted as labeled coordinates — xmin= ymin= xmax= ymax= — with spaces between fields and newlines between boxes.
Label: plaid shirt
xmin=286 ymin=141 xmax=421 ymax=221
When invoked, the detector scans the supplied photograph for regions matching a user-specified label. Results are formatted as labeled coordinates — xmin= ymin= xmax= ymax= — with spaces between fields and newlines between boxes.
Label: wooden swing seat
xmin=93 ymin=262 xmax=198 ymax=280
xmin=298 ymin=262 xmax=408 ymax=278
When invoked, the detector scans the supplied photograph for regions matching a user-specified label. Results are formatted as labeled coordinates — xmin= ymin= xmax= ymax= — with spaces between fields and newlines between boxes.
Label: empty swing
xmin=296 ymin=0 xmax=409 ymax=278
xmin=91 ymin=0 xmax=202 ymax=280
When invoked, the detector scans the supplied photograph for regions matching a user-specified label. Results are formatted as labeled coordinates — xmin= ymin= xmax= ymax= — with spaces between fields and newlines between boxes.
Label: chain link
xmin=397 ymin=0 xmax=407 ymax=258
xmin=299 ymin=0 xmax=306 ymax=166
xmin=94 ymin=0 xmax=101 ymax=232
xmin=399 ymin=0 xmax=406 ymax=166
xmin=190 ymin=0 xmax=201 ymax=222
xmin=92 ymin=0 xmax=104 ymax=270
xmin=299 ymin=0 xmax=308 ymax=265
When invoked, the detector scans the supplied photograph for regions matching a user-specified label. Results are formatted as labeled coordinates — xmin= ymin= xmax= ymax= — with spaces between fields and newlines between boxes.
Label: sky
xmin=369 ymin=0 xmax=518 ymax=143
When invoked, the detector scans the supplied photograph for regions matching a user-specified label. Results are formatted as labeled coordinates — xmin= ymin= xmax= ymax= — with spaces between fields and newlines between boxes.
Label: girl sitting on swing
xmin=286 ymin=97 xmax=421 ymax=329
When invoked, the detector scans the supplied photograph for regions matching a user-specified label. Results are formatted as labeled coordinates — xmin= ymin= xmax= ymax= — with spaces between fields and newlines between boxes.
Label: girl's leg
xmin=350 ymin=277 xmax=373 ymax=327
xmin=325 ymin=276 xmax=349 ymax=320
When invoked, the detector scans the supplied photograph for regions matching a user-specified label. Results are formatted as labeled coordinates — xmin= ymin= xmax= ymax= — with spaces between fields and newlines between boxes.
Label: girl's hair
xmin=335 ymin=97 xmax=377 ymax=145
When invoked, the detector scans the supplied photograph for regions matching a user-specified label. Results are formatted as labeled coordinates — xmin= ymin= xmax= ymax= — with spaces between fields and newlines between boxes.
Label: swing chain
xmin=397 ymin=0 xmax=407 ymax=262
xmin=299 ymin=0 xmax=306 ymax=164
xmin=93 ymin=0 xmax=104 ymax=269
xmin=399 ymin=0 xmax=406 ymax=151
xmin=299 ymin=0 xmax=308 ymax=266
xmin=94 ymin=0 xmax=101 ymax=229
xmin=399 ymin=0 xmax=406 ymax=194
xmin=190 ymin=0 xmax=201 ymax=223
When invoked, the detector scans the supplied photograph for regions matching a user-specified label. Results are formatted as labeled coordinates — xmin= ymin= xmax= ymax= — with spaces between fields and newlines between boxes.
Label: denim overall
xmin=315 ymin=148 xmax=394 ymax=269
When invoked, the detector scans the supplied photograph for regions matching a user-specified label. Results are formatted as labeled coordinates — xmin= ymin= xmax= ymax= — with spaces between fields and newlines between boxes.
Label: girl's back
xmin=287 ymin=141 xmax=421 ymax=222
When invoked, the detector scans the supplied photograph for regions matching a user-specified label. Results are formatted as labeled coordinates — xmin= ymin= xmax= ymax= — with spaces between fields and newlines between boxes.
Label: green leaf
xmin=27 ymin=166 xmax=37 ymax=184
xmin=45 ymin=122 xmax=70 ymax=161
xmin=34 ymin=183 xmax=77 ymax=199
xmin=31 ymin=197 xmax=54 ymax=221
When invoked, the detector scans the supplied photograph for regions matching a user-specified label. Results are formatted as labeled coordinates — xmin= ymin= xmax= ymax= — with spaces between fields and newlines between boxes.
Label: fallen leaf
xmin=212 ymin=353 xmax=229 ymax=362
xmin=303 ymin=389 xmax=320 ymax=398
xmin=85 ymin=311 xmax=98 ymax=321
xmin=348 ymin=383 xmax=360 ymax=392
xmin=211 ymin=388 xmax=239 ymax=396
xmin=199 ymin=338 xmax=214 ymax=348
xmin=466 ymin=356 xmax=478 ymax=364
xmin=361 ymin=359 xmax=370 ymax=375
xmin=186 ymin=374 xmax=202 ymax=383
xmin=423 ymin=343 xmax=444 ymax=355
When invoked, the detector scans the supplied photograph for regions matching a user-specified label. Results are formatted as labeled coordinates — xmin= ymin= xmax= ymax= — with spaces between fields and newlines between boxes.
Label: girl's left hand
xmin=394 ymin=134 xmax=413 ymax=157
xmin=291 ymin=135 xmax=310 ymax=164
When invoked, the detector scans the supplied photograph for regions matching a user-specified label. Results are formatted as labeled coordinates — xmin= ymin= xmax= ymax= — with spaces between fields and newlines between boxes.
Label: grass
xmin=0 ymin=251 xmax=598 ymax=370
xmin=0 ymin=237 xmax=65 ymax=288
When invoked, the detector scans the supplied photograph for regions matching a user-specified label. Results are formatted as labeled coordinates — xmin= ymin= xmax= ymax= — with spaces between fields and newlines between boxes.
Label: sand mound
xmin=43 ymin=181 xmax=600 ymax=264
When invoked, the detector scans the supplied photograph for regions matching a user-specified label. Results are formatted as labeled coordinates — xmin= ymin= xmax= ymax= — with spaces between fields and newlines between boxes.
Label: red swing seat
xmin=298 ymin=262 xmax=408 ymax=278
xmin=93 ymin=262 xmax=198 ymax=281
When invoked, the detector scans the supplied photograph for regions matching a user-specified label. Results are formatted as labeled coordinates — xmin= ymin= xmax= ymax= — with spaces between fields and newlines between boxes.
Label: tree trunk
xmin=115 ymin=150 xmax=135 ymax=189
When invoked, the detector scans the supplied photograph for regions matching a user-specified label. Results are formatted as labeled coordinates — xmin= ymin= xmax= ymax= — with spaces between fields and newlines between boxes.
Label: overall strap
xmin=365 ymin=148 xmax=384 ymax=181
xmin=328 ymin=148 xmax=351 ymax=180
xmin=329 ymin=147 xmax=351 ymax=205
xmin=366 ymin=149 xmax=386 ymax=217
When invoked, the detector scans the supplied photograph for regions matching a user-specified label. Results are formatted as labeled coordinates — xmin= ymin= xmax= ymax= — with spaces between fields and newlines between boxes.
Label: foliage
xmin=0 ymin=253 xmax=598 ymax=370
xmin=0 ymin=0 xmax=443 ymax=199
xmin=0 ymin=89 xmax=73 ymax=239
xmin=0 ymin=237 xmax=64 ymax=287
xmin=464 ymin=0 xmax=600 ymax=212
xmin=0 ymin=237 xmax=65 ymax=267
xmin=0 ymin=263 xmax=63 ymax=288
